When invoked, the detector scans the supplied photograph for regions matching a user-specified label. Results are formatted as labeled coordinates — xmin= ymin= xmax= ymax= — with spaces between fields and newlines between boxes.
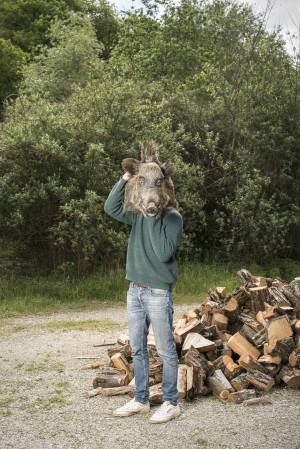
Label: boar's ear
xmin=161 ymin=161 xmax=176 ymax=177
xmin=121 ymin=158 xmax=141 ymax=175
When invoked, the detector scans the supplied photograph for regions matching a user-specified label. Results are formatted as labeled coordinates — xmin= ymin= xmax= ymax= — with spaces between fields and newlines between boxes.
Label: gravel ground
xmin=0 ymin=302 xmax=300 ymax=449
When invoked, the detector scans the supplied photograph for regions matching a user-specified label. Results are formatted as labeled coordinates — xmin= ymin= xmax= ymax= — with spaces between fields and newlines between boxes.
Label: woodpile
xmin=84 ymin=270 xmax=300 ymax=405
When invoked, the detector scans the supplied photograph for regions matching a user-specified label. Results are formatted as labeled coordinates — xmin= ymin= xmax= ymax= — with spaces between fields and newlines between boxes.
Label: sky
xmin=108 ymin=0 xmax=300 ymax=55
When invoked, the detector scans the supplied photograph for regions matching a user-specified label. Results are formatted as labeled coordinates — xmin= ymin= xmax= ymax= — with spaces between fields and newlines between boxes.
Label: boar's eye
xmin=155 ymin=178 xmax=163 ymax=187
xmin=138 ymin=176 xmax=145 ymax=185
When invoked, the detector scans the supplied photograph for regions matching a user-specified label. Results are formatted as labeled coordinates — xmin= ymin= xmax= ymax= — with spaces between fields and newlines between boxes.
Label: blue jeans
xmin=126 ymin=281 xmax=178 ymax=406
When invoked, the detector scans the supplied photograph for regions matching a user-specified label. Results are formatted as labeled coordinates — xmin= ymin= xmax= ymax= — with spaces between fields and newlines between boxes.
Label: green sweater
xmin=104 ymin=177 xmax=183 ymax=290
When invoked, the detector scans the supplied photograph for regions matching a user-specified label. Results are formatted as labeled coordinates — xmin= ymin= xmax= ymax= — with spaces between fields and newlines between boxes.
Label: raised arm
xmin=147 ymin=210 xmax=183 ymax=262
xmin=104 ymin=175 xmax=136 ymax=225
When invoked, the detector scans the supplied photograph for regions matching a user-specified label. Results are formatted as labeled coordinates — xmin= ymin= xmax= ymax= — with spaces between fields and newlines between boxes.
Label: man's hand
xmin=122 ymin=171 xmax=132 ymax=181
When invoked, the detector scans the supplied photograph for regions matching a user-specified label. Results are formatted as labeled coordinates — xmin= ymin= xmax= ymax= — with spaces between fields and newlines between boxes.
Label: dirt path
xmin=0 ymin=303 xmax=300 ymax=449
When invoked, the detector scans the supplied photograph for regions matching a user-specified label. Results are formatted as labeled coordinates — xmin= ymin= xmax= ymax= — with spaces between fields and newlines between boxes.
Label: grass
xmin=39 ymin=393 xmax=72 ymax=409
xmin=54 ymin=380 xmax=70 ymax=390
xmin=25 ymin=359 xmax=65 ymax=373
xmin=196 ymin=437 xmax=208 ymax=447
xmin=0 ymin=318 xmax=126 ymax=336
xmin=0 ymin=395 xmax=14 ymax=417
xmin=0 ymin=258 xmax=299 ymax=317
xmin=45 ymin=319 xmax=126 ymax=331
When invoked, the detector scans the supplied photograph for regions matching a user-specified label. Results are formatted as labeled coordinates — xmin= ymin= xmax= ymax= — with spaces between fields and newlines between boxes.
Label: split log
xmin=242 ymin=396 xmax=272 ymax=406
xmin=252 ymin=328 xmax=268 ymax=348
xmin=201 ymin=325 xmax=219 ymax=340
xmin=244 ymin=369 xmax=275 ymax=391
xmin=117 ymin=334 xmax=130 ymax=345
xmin=289 ymin=351 xmax=300 ymax=368
xmin=240 ymin=324 xmax=256 ymax=344
xmin=263 ymin=364 xmax=282 ymax=378
xmin=248 ymin=286 xmax=267 ymax=313
xmin=129 ymin=376 xmax=157 ymax=388
xmin=234 ymin=287 xmax=250 ymax=307
xmin=147 ymin=333 xmax=156 ymax=346
xmin=278 ymin=365 xmax=300 ymax=388
xmin=216 ymin=287 xmax=227 ymax=299
xmin=182 ymin=346 xmax=215 ymax=376
xmin=186 ymin=365 xmax=194 ymax=392
xmin=228 ymin=332 xmax=261 ymax=359
xmin=236 ymin=269 xmax=256 ymax=285
xmin=149 ymin=356 xmax=163 ymax=369
xmin=107 ymin=344 xmax=131 ymax=361
xmin=212 ymin=312 xmax=228 ymax=331
xmin=93 ymin=370 xmax=129 ymax=388
xmin=256 ymin=311 xmax=268 ymax=328
xmin=224 ymin=297 xmax=239 ymax=323
xmin=182 ymin=346 xmax=214 ymax=395
xmin=267 ymin=315 xmax=293 ymax=342
xmin=149 ymin=359 xmax=163 ymax=377
xmin=177 ymin=364 xmax=188 ymax=399
xmin=227 ymin=389 xmax=257 ymax=404
xmin=222 ymin=342 xmax=232 ymax=357
xmin=280 ymin=285 xmax=299 ymax=307
xmin=238 ymin=354 xmax=269 ymax=375
xmin=267 ymin=337 xmax=295 ymax=362
xmin=206 ymin=350 xmax=218 ymax=361
xmin=268 ymin=287 xmax=292 ymax=308
xmin=111 ymin=352 xmax=133 ymax=381
xmin=294 ymin=320 xmax=300 ymax=334
xmin=207 ymin=288 xmax=224 ymax=304
xmin=258 ymin=354 xmax=282 ymax=365
xmin=239 ymin=313 xmax=263 ymax=333
xmin=230 ymin=373 xmax=251 ymax=391
xmin=207 ymin=369 xmax=234 ymax=401
xmin=290 ymin=277 xmax=300 ymax=298
xmin=173 ymin=317 xmax=187 ymax=332
xmin=173 ymin=318 xmax=204 ymax=344
xmin=255 ymin=276 xmax=268 ymax=287
xmin=212 ymin=355 xmax=226 ymax=371
xmin=183 ymin=310 xmax=198 ymax=322
xmin=182 ymin=333 xmax=216 ymax=354
xmin=223 ymin=355 xmax=241 ymax=377
xmin=149 ymin=383 xmax=163 ymax=404
xmin=263 ymin=305 xmax=278 ymax=320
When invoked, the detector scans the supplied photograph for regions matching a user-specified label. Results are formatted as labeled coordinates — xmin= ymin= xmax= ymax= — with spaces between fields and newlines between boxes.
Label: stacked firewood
xmin=84 ymin=269 xmax=300 ymax=405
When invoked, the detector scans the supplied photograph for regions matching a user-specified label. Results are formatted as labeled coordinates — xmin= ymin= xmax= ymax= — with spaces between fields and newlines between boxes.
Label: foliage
xmin=0 ymin=38 xmax=26 ymax=101
xmin=0 ymin=0 xmax=299 ymax=275
xmin=0 ymin=0 xmax=119 ymax=108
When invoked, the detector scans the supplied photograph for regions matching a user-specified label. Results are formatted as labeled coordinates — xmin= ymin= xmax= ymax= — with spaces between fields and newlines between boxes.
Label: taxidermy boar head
xmin=121 ymin=140 xmax=177 ymax=219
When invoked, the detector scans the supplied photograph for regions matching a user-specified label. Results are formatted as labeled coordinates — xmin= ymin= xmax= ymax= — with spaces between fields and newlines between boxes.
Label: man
xmin=104 ymin=169 xmax=183 ymax=424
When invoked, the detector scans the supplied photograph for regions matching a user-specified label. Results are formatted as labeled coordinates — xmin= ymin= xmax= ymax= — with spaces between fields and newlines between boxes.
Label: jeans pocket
xmin=150 ymin=287 xmax=168 ymax=297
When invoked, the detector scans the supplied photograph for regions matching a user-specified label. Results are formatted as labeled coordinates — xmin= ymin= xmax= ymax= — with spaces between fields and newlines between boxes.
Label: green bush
xmin=0 ymin=1 xmax=299 ymax=275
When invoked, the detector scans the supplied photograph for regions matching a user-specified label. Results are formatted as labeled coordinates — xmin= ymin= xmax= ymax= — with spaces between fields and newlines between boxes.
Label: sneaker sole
xmin=149 ymin=409 xmax=181 ymax=423
xmin=113 ymin=406 xmax=150 ymax=417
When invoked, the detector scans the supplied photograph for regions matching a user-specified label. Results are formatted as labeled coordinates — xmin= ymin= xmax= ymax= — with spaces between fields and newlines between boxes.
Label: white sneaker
xmin=112 ymin=398 xmax=150 ymax=417
xmin=149 ymin=400 xmax=181 ymax=423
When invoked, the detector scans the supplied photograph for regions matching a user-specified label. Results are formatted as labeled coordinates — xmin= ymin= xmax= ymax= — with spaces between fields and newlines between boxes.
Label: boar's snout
xmin=146 ymin=202 xmax=158 ymax=216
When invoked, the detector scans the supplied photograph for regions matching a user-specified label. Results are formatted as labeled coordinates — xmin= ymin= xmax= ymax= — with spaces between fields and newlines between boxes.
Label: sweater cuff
xmin=117 ymin=177 xmax=127 ymax=186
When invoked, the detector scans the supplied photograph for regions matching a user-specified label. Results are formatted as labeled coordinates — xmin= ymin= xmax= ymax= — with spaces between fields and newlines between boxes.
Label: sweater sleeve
xmin=104 ymin=177 xmax=136 ymax=225
xmin=147 ymin=210 xmax=183 ymax=263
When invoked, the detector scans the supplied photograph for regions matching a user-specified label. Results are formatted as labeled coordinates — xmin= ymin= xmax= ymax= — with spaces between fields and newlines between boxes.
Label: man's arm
xmin=147 ymin=210 xmax=183 ymax=262
xmin=104 ymin=175 xmax=136 ymax=225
